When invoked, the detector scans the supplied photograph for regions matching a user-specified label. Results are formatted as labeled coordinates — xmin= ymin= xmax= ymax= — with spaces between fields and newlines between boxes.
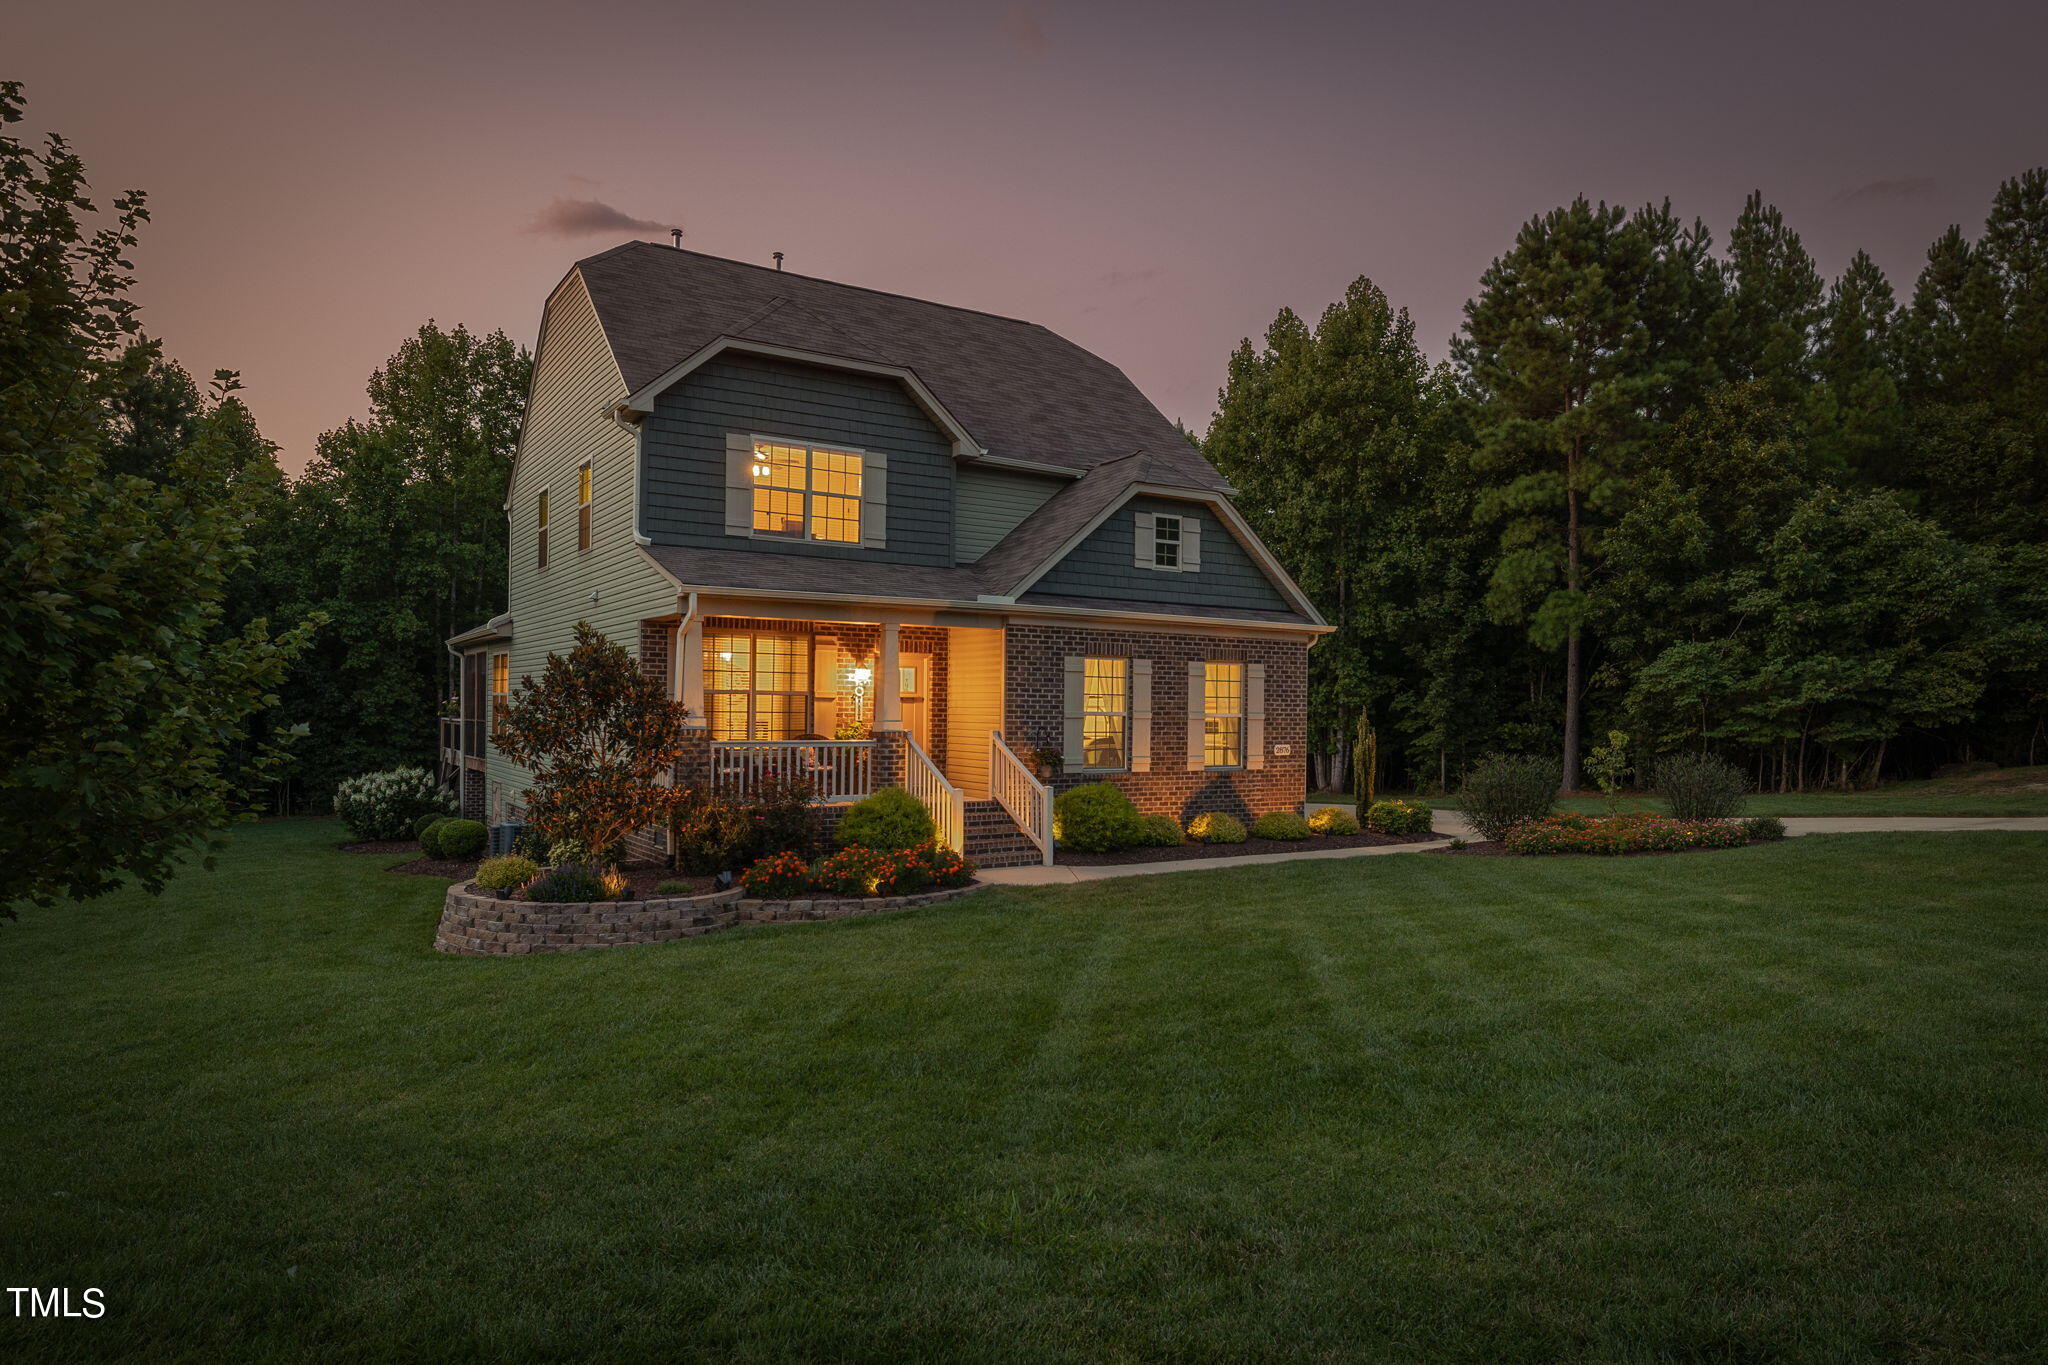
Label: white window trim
xmin=536 ymin=486 xmax=551 ymax=570
xmin=735 ymin=432 xmax=883 ymax=548
xmin=1202 ymin=660 xmax=1246 ymax=771
xmin=1134 ymin=509 xmax=1200 ymax=573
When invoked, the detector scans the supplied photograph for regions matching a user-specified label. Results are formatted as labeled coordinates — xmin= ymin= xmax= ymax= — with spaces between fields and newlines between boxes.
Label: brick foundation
xmin=1003 ymin=623 xmax=1308 ymax=824
xmin=434 ymin=879 xmax=990 ymax=955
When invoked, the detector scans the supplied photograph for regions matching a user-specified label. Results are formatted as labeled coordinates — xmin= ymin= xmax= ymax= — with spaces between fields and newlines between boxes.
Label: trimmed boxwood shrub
xmin=412 ymin=811 xmax=446 ymax=841
xmin=655 ymin=880 xmax=693 ymax=896
xmin=1455 ymin=755 xmax=1560 ymax=842
xmin=1741 ymin=815 xmax=1787 ymax=842
xmin=524 ymin=865 xmax=612 ymax=902
xmin=1250 ymin=811 xmax=1310 ymax=840
xmin=1365 ymin=799 xmax=1433 ymax=835
xmin=1307 ymin=807 xmax=1360 ymax=836
xmin=1135 ymin=813 xmax=1185 ymax=846
xmin=416 ymin=818 xmax=446 ymax=857
xmin=474 ymin=855 xmax=539 ymax=892
xmin=1655 ymin=754 xmax=1748 ymax=821
xmin=836 ymin=787 xmax=935 ymax=853
xmin=1187 ymin=812 xmax=1247 ymax=844
xmin=435 ymin=819 xmax=487 ymax=860
xmin=1053 ymin=783 xmax=1144 ymax=852
xmin=741 ymin=851 xmax=812 ymax=898
xmin=334 ymin=767 xmax=451 ymax=842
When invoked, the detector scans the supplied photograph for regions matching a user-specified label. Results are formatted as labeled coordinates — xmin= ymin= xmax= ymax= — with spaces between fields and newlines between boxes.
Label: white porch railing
xmin=712 ymin=740 xmax=875 ymax=803
xmin=990 ymin=730 xmax=1054 ymax=865
xmin=903 ymin=734 xmax=966 ymax=854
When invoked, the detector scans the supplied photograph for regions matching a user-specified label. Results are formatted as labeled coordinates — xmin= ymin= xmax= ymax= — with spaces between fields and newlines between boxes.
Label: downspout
xmin=609 ymin=404 xmax=651 ymax=546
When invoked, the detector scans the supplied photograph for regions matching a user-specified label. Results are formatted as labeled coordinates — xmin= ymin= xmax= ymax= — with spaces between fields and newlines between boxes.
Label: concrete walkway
xmin=976 ymin=807 xmax=2048 ymax=886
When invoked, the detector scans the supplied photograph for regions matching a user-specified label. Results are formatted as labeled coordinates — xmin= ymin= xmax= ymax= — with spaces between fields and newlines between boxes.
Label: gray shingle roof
xmin=578 ymin=243 xmax=1315 ymax=627
xmin=575 ymin=242 xmax=1226 ymax=485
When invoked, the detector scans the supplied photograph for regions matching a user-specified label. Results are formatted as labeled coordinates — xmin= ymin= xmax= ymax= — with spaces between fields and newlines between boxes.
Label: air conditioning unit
xmin=487 ymin=821 xmax=528 ymax=857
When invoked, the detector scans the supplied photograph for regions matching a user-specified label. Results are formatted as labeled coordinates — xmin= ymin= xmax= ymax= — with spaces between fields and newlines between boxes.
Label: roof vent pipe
xmin=773 ymin=251 xmax=784 ymax=271
xmin=670 ymin=228 xmax=683 ymax=249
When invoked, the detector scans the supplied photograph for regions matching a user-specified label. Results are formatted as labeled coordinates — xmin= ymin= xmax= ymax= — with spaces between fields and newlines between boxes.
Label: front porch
xmin=658 ymin=608 xmax=1050 ymax=865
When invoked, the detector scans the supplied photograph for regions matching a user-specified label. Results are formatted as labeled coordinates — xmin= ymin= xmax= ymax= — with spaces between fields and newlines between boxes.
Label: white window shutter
xmin=1133 ymin=510 xmax=1156 ymax=568
xmin=1182 ymin=516 xmax=1202 ymax=572
xmin=861 ymin=450 xmax=889 ymax=549
xmin=1186 ymin=660 xmax=1205 ymax=770
xmin=1246 ymin=661 xmax=1266 ymax=770
xmin=724 ymin=433 xmax=753 ymax=536
xmin=1130 ymin=659 xmax=1153 ymax=771
xmin=1062 ymin=657 xmax=1086 ymax=768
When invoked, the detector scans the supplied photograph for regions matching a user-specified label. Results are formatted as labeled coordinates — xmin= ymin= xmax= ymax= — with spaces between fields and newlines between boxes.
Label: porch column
xmin=678 ymin=615 xmax=706 ymax=728
xmin=877 ymin=622 xmax=904 ymax=732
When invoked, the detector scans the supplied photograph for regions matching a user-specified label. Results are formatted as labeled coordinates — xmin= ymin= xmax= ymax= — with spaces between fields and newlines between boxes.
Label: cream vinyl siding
xmin=489 ymin=270 xmax=674 ymax=811
xmin=943 ymin=627 xmax=1004 ymax=797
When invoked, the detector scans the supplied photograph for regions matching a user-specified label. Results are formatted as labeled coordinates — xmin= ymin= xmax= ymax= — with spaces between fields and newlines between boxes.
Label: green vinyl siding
xmin=1023 ymin=495 xmax=1292 ymax=614
xmin=955 ymin=466 xmax=1062 ymax=562
xmin=640 ymin=354 xmax=955 ymax=566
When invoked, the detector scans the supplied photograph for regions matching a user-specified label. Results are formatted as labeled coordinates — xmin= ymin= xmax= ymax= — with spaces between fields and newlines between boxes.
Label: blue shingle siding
xmin=1023 ymin=495 xmax=1291 ymax=613
xmin=640 ymin=353 xmax=955 ymax=566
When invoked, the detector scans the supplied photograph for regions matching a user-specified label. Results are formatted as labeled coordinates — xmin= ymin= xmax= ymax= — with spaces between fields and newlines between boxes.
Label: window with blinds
xmin=1082 ymin=657 xmax=1129 ymax=769
xmin=1203 ymin=661 xmax=1244 ymax=768
xmin=707 ymin=633 xmax=813 ymax=740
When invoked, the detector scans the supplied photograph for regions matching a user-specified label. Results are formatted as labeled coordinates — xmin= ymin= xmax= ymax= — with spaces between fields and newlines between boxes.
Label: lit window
xmin=577 ymin=465 xmax=592 ymax=552
xmin=707 ymin=632 xmax=813 ymax=739
xmin=751 ymin=440 xmax=863 ymax=544
xmin=1153 ymin=514 xmax=1181 ymax=568
xmin=536 ymin=490 xmax=550 ymax=569
xmin=1203 ymin=662 xmax=1244 ymax=768
xmin=1082 ymin=658 xmax=1128 ymax=770
xmin=490 ymin=653 xmax=509 ymax=697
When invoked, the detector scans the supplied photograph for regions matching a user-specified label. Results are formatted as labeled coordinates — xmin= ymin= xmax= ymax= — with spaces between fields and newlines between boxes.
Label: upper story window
xmin=1152 ymin=514 xmax=1182 ymax=568
xmin=1081 ymin=657 xmax=1129 ymax=770
xmin=1202 ymin=661 xmax=1244 ymax=768
xmin=752 ymin=440 xmax=863 ymax=544
xmin=1134 ymin=508 xmax=1200 ymax=573
xmin=577 ymin=465 xmax=593 ymax=552
xmin=536 ymin=490 xmax=550 ymax=569
xmin=490 ymin=652 xmax=509 ymax=723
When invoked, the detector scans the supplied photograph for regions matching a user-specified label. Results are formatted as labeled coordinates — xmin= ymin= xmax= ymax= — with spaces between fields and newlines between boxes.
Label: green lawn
xmin=4 ymin=822 xmax=2046 ymax=1361
xmin=1315 ymin=764 xmax=2048 ymax=817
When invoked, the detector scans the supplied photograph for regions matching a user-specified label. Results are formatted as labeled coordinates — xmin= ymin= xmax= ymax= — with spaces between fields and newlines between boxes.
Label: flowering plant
xmin=741 ymin=850 xmax=812 ymax=898
xmin=1501 ymin=812 xmax=1748 ymax=856
xmin=812 ymin=845 xmax=895 ymax=897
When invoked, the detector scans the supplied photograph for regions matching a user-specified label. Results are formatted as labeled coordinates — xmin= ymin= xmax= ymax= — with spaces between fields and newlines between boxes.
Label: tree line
xmin=1205 ymin=174 xmax=2048 ymax=794
xmin=7 ymin=63 xmax=2041 ymax=913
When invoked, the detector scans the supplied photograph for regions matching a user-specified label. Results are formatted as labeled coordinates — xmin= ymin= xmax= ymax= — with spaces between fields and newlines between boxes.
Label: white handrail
xmin=989 ymin=730 xmax=1054 ymax=865
xmin=901 ymin=733 xmax=966 ymax=854
xmin=712 ymin=740 xmax=874 ymax=803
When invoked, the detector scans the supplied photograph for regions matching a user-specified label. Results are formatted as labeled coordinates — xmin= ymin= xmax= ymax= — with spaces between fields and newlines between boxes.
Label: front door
xmin=899 ymin=652 xmax=931 ymax=752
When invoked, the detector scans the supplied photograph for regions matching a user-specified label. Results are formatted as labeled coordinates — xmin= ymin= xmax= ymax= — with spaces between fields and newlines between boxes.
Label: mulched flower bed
xmin=615 ymin=868 xmax=719 ymax=900
xmin=337 ymin=839 xmax=417 ymax=855
xmin=1059 ymin=828 xmax=1440 ymax=866
xmin=1432 ymin=836 xmax=1776 ymax=859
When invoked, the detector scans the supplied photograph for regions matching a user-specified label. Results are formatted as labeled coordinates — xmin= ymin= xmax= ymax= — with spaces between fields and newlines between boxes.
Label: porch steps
xmin=962 ymin=799 xmax=1044 ymax=868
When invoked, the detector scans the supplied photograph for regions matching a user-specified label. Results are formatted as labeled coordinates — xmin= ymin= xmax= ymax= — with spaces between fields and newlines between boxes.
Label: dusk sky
xmin=16 ymin=0 xmax=2048 ymax=473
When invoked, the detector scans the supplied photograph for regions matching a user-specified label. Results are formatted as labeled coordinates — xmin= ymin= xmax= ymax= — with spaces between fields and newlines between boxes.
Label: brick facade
xmin=1003 ymin=622 xmax=1308 ymax=824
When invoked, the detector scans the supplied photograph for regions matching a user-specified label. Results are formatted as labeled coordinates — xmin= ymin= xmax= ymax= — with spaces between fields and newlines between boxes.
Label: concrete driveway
xmin=977 ymin=806 xmax=2048 ymax=886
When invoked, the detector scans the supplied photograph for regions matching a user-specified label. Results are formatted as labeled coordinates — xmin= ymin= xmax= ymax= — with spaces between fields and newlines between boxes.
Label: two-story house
xmin=442 ymin=243 xmax=1328 ymax=866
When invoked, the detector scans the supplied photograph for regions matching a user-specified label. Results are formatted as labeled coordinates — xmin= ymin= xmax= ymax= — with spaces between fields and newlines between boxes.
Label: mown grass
xmin=1317 ymin=765 xmax=2048 ymax=816
xmin=3 ymin=821 xmax=2045 ymax=1361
